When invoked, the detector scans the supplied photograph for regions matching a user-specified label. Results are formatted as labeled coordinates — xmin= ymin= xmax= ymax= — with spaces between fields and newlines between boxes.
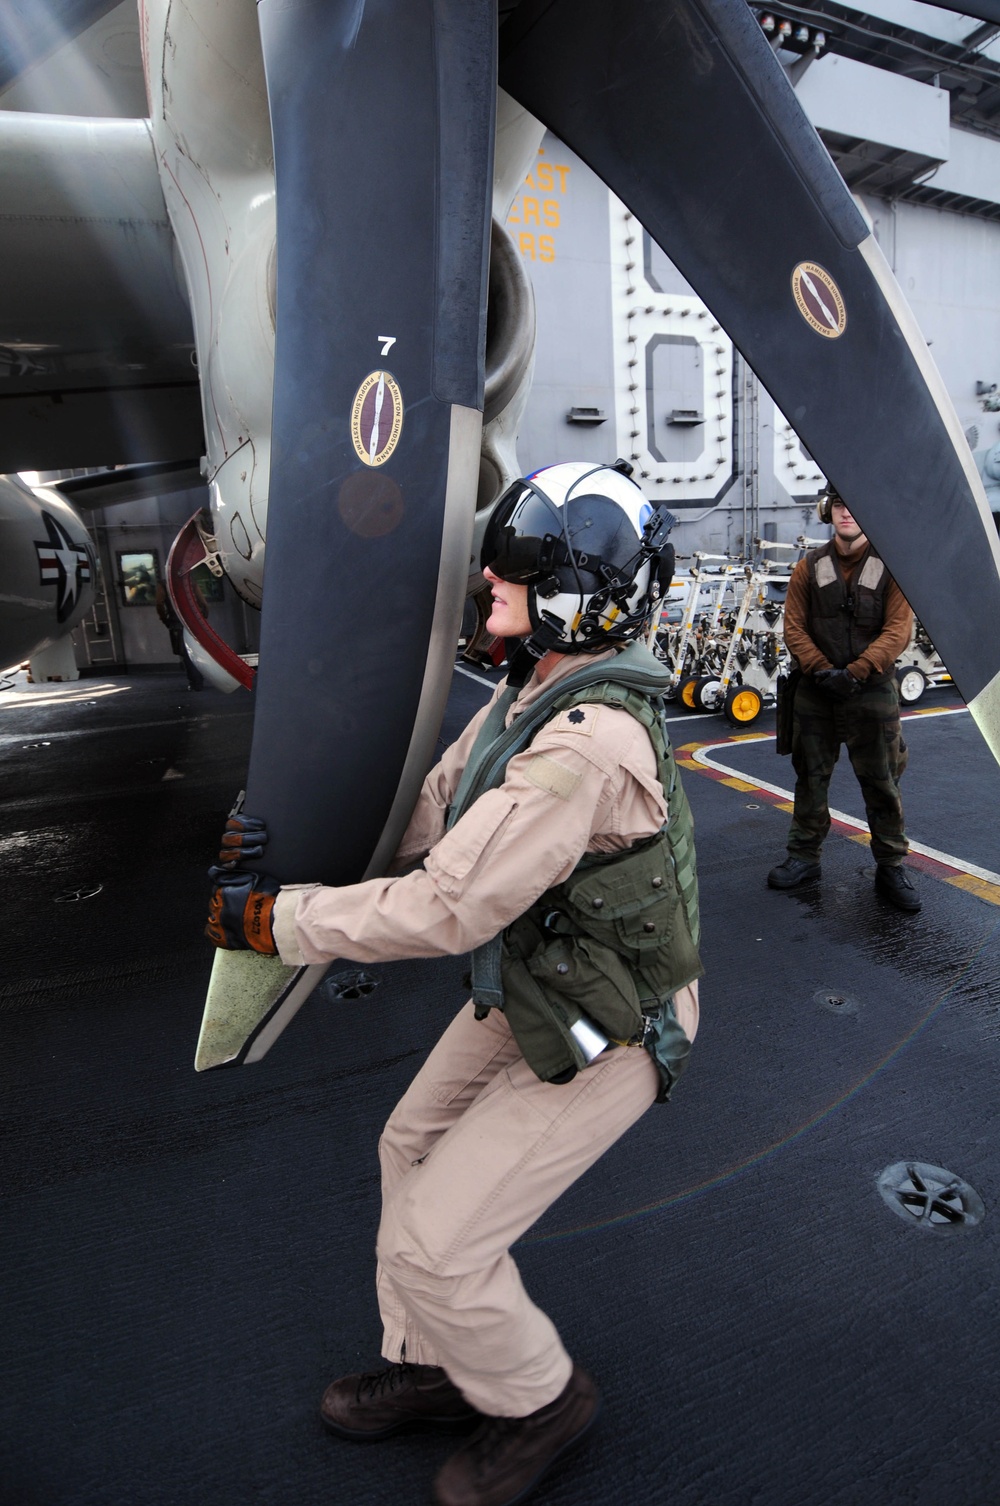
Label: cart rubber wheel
xmin=724 ymin=684 xmax=763 ymax=726
xmin=897 ymin=667 xmax=926 ymax=705
xmin=678 ymin=675 xmax=701 ymax=710
xmin=695 ymin=676 xmax=722 ymax=710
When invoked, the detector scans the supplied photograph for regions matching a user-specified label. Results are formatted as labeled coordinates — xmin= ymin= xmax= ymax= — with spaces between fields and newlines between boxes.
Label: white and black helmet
xmin=481 ymin=460 xmax=676 ymax=655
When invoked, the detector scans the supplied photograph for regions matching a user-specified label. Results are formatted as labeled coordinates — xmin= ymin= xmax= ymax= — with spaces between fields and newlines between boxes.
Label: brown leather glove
xmin=215 ymin=813 xmax=268 ymax=868
xmin=206 ymin=801 xmax=278 ymax=951
xmin=205 ymin=866 xmax=280 ymax=953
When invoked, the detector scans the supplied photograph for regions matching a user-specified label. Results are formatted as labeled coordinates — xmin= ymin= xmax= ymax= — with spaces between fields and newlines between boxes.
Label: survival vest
xmin=446 ymin=642 xmax=702 ymax=1101
xmin=804 ymin=539 xmax=892 ymax=680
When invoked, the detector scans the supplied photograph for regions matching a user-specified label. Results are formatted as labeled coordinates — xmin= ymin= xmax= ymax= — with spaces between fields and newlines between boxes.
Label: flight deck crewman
xmin=767 ymin=484 xmax=918 ymax=911
xmin=205 ymin=461 xmax=702 ymax=1506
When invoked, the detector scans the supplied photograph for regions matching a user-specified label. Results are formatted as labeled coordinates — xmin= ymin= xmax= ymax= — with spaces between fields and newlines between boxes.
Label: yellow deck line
xmin=680 ymin=713 xmax=1000 ymax=906
xmin=946 ymin=873 xmax=1000 ymax=907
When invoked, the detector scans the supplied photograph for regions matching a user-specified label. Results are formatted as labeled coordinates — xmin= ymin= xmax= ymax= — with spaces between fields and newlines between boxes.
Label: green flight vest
xmin=446 ymin=642 xmax=703 ymax=1101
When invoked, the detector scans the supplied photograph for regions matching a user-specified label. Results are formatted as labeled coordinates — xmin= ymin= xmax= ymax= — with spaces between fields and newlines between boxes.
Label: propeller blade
xmin=930 ymin=1 xmax=1000 ymax=22
xmin=195 ymin=0 xmax=496 ymax=1068
xmin=501 ymin=0 xmax=1000 ymax=765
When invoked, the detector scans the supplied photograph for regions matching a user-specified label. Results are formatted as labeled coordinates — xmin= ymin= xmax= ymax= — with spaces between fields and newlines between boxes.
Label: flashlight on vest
xmin=569 ymin=1012 xmax=610 ymax=1063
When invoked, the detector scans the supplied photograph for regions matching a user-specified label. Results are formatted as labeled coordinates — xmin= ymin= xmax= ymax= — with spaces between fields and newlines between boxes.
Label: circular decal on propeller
xmin=791 ymin=262 xmax=847 ymax=339
xmin=350 ymin=370 xmax=404 ymax=467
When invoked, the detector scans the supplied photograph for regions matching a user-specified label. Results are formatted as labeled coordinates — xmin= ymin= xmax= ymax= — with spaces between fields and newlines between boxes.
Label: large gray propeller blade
xmin=924 ymin=0 xmax=1000 ymax=21
xmin=252 ymin=0 xmax=495 ymax=882
xmin=501 ymin=0 xmax=1000 ymax=765
xmin=195 ymin=0 xmax=496 ymax=1068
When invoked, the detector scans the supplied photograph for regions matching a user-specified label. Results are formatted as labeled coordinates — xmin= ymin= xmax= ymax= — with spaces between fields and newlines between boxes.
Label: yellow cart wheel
xmin=724 ymin=684 xmax=763 ymax=727
xmin=678 ymin=675 xmax=701 ymax=710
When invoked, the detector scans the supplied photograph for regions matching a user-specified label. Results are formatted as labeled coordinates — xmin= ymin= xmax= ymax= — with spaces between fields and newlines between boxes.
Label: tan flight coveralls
xmin=271 ymin=649 xmax=699 ymax=1417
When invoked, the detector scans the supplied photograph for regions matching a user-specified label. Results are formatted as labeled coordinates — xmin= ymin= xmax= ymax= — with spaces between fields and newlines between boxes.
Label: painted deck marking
xmin=453 ymin=663 xmax=497 ymax=688
xmin=680 ymin=706 xmax=1000 ymax=903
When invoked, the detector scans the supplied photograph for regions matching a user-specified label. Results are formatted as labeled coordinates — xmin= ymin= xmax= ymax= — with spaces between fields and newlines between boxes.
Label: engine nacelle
xmin=146 ymin=0 xmax=544 ymax=623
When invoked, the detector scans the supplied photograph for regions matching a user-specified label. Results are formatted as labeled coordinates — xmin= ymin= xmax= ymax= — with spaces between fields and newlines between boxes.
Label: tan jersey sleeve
xmin=782 ymin=557 xmax=832 ymax=674
xmin=271 ymin=703 xmax=665 ymax=968
xmin=846 ymin=577 xmax=914 ymax=681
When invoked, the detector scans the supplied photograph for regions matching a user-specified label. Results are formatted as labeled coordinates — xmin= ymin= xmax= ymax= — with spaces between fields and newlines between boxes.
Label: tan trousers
xmin=375 ymin=1001 xmax=660 ymax=1417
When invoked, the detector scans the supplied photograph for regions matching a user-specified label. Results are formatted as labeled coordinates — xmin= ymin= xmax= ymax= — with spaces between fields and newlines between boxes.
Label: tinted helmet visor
xmin=480 ymin=481 xmax=562 ymax=582
xmin=481 ymin=479 xmax=637 ymax=592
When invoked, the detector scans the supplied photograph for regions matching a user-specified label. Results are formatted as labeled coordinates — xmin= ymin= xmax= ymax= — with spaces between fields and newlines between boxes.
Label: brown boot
xmin=320 ymin=1362 xmax=479 ymax=1441
xmin=432 ymin=1364 xmax=601 ymax=1506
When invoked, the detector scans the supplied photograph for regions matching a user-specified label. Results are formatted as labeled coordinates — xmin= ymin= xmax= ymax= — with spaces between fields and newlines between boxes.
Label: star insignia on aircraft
xmin=34 ymin=512 xmax=93 ymax=623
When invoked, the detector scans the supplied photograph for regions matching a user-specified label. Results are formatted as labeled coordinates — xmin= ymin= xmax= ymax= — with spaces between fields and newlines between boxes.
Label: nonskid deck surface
xmin=2 ymin=668 xmax=998 ymax=1506
xmin=680 ymin=693 xmax=1000 ymax=885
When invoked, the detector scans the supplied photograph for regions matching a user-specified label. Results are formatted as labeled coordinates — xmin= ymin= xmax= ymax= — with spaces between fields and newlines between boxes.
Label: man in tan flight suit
xmin=206 ymin=462 xmax=701 ymax=1506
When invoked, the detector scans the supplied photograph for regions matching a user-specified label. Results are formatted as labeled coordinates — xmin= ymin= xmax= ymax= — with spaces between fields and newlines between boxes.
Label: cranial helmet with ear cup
xmin=816 ymin=483 xmax=843 ymax=524
xmin=481 ymin=460 xmax=677 ymax=655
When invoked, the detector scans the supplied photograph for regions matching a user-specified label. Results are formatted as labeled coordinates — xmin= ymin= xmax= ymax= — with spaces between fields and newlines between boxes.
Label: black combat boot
xmin=320 ymin=1362 xmax=478 ymax=1440
xmin=767 ymin=855 xmax=821 ymax=889
xmin=432 ymin=1364 xmax=601 ymax=1506
xmin=875 ymin=864 xmax=921 ymax=912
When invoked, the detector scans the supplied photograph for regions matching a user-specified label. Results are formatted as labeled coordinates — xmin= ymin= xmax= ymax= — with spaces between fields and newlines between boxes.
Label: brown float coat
xmin=783 ymin=540 xmax=913 ymax=681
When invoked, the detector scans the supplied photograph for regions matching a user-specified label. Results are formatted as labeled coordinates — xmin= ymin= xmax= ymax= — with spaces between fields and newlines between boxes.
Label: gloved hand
xmin=814 ymin=667 xmax=859 ymax=700
xmin=205 ymin=865 xmax=280 ymax=953
xmin=215 ymin=812 xmax=269 ymax=868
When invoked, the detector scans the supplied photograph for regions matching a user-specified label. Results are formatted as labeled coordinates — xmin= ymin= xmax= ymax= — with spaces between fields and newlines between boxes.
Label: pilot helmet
xmin=481 ymin=460 xmax=675 ymax=653
xmin=816 ymin=483 xmax=843 ymax=524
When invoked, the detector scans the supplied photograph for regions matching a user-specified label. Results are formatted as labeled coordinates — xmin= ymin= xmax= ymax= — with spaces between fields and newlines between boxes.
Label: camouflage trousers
xmin=787 ymin=675 xmax=909 ymax=866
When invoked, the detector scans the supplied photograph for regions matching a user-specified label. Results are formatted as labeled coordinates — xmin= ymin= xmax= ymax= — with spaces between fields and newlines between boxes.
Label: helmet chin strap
xmin=505 ymin=612 xmax=566 ymax=689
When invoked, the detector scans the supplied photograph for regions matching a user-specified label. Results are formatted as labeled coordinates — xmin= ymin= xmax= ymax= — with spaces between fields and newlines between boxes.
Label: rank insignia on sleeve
xmin=554 ymin=706 xmax=597 ymax=736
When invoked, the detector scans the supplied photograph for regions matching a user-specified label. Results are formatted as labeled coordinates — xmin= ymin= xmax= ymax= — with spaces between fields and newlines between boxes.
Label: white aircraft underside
xmin=0 ymin=0 xmax=540 ymax=682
